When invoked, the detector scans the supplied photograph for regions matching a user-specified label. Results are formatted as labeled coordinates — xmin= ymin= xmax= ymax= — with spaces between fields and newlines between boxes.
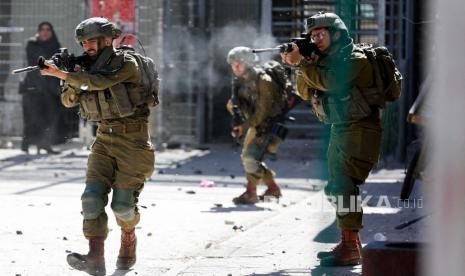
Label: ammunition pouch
xmin=127 ymin=85 xmax=158 ymax=107
xmin=310 ymin=87 xmax=372 ymax=124
xmin=102 ymin=84 xmax=135 ymax=119
xmin=79 ymin=91 xmax=101 ymax=121
xmin=78 ymin=84 xmax=136 ymax=121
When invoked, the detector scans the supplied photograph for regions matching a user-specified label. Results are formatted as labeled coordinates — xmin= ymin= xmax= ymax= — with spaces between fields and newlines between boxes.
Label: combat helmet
xmin=306 ymin=12 xmax=348 ymax=33
xmin=226 ymin=46 xmax=259 ymax=67
xmin=75 ymin=17 xmax=121 ymax=43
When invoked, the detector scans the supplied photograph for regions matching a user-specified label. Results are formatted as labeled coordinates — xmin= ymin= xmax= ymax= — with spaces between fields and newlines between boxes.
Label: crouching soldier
xmin=226 ymin=46 xmax=287 ymax=205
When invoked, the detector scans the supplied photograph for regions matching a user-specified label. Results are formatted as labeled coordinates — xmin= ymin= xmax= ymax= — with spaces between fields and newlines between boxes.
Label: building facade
xmin=0 ymin=0 xmax=426 ymax=160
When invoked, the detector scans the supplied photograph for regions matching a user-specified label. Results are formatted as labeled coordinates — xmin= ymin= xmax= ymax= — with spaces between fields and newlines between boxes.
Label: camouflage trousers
xmin=241 ymin=127 xmax=281 ymax=183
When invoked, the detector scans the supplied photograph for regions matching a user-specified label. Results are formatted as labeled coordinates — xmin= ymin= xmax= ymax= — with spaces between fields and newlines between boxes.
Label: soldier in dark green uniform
xmin=282 ymin=12 xmax=382 ymax=266
xmin=226 ymin=46 xmax=287 ymax=205
xmin=40 ymin=17 xmax=157 ymax=275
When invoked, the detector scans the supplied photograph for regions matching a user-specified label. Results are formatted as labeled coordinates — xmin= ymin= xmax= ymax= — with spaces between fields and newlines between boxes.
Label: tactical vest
xmin=307 ymin=45 xmax=375 ymax=124
xmin=78 ymin=47 xmax=159 ymax=121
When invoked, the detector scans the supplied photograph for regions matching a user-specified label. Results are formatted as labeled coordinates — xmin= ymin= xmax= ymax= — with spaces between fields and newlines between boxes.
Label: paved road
xmin=0 ymin=144 xmax=423 ymax=276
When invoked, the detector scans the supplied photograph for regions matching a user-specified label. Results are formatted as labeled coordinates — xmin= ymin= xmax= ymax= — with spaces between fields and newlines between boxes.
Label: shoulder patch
xmin=259 ymin=73 xmax=273 ymax=83
xmin=123 ymin=52 xmax=138 ymax=65
xmin=351 ymin=50 xmax=367 ymax=60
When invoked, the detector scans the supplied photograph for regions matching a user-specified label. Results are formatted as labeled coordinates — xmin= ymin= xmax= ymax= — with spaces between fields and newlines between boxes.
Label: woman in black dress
xmin=20 ymin=22 xmax=61 ymax=154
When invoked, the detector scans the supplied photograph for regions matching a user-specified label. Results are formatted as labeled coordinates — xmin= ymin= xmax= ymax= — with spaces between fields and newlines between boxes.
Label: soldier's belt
xmin=98 ymin=123 xmax=147 ymax=134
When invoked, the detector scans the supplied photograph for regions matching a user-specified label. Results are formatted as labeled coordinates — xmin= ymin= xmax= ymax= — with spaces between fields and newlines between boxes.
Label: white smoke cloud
xmin=213 ymin=21 xmax=280 ymax=68
xmin=160 ymin=21 xmax=280 ymax=95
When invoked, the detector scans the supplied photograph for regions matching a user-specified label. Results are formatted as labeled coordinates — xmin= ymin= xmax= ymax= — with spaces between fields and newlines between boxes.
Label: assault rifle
xmin=252 ymin=33 xmax=319 ymax=58
xmin=12 ymin=48 xmax=85 ymax=74
xmin=257 ymin=122 xmax=289 ymax=162
xmin=230 ymin=76 xmax=245 ymax=137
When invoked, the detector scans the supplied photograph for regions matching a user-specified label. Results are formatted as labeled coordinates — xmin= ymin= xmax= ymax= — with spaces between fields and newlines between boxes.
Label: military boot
xmin=233 ymin=174 xmax=259 ymax=205
xmin=259 ymin=170 xmax=282 ymax=201
xmin=67 ymin=237 xmax=106 ymax=276
xmin=320 ymin=229 xmax=361 ymax=266
xmin=317 ymin=232 xmax=362 ymax=259
xmin=116 ymin=228 xmax=137 ymax=270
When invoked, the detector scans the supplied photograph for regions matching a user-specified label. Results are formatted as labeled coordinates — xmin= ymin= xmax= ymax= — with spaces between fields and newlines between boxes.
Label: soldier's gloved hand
xmin=280 ymin=43 xmax=303 ymax=66
xmin=231 ymin=124 xmax=245 ymax=138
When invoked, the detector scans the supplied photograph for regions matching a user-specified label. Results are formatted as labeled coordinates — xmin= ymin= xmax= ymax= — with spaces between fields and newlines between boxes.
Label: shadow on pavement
xmin=313 ymin=219 xmax=339 ymax=243
xmin=244 ymin=268 xmax=311 ymax=276
xmin=110 ymin=269 xmax=133 ymax=276
xmin=0 ymin=153 xmax=44 ymax=171
xmin=158 ymin=145 xmax=328 ymax=180
xmin=202 ymin=205 xmax=267 ymax=213
xmin=310 ymin=265 xmax=361 ymax=276
xmin=12 ymin=176 xmax=84 ymax=195
xmin=0 ymin=150 xmax=84 ymax=171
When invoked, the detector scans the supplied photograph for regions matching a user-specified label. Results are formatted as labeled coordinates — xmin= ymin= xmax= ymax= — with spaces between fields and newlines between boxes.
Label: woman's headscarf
xmin=35 ymin=21 xmax=61 ymax=52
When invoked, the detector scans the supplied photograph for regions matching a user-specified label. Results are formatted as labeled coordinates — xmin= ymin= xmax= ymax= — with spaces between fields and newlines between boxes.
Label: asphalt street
xmin=0 ymin=142 xmax=425 ymax=276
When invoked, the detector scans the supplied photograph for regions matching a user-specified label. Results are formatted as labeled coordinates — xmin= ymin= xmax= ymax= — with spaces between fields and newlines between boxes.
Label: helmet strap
xmin=97 ymin=37 xmax=106 ymax=49
xmin=332 ymin=30 xmax=340 ymax=42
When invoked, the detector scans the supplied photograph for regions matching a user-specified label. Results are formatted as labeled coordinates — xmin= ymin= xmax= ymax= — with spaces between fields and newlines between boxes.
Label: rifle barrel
xmin=252 ymin=47 xmax=282 ymax=53
xmin=11 ymin=66 xmax=39 ymax=74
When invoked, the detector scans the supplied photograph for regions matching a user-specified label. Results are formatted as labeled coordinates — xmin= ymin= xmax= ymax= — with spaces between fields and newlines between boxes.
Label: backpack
xmin=261 ymin=60 xmax=293 ymax=97
xmin=118 ymin=46 xmax=160 ymax=107
xmin=356 ymin=43 xmax=402 ymax=106
xmin=260 ymin=60 xmax=301 ymax=112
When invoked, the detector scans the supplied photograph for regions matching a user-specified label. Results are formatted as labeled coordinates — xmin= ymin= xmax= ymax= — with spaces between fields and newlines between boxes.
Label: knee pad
xmin=241 ymin=154 xmax=261 ymax=174
xmin=81 ymin=181 xmax=107 ymax=220
xmin=111 ymin=189 xmax=137 ymax=221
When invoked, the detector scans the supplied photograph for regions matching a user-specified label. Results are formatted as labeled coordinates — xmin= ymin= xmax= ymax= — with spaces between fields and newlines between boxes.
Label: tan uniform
xmin=297 ymin=42 xmax=382 ymax=230
xmin=228 ymin=67 xmax=286 ymax=183
xmin=62 ymin=47 xmax=155 ymax=238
